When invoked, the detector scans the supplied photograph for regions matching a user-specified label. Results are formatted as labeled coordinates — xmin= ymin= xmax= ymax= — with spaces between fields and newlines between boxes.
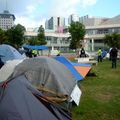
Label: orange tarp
xmin=74 ymin=66 xmax=91 ymax=78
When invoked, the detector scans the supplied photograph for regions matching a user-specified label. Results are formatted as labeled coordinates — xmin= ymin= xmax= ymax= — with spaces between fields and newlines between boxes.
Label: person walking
xmin=97 ymin=48 xmax=102 ymax=62
xmin=110 ymin=47 xmax=118 ymax=68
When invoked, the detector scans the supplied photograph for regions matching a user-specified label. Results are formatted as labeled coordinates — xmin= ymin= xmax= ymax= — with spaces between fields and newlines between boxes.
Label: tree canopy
xmin=37 ymin=25 xmax=47 ymax=45
xmin=104 ymin=33 xmax=120 ymax=49
xmin=27 ymin=25 xmax=47 ymax=45
xmin=0 ymin=24 xmax=26 ymax=48
xmin=0 ymin=28 xmax=7 ymax=44
xmin=68 ymin=22 xmax=86 ymax=49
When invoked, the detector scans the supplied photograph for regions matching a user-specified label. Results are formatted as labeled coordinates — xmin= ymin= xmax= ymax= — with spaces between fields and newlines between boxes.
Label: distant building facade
xmin=82 ymin=15 xmax=120 ymax=51
xmin=25 ymin=14 xmax=120 ymax=52
xmin=45 ymin=16 xmax=65 ymax=32
xmin=25 ymin=29 xmax=70 ymax=52
xmin=68 ymin=14 xmax=79 ymax=24
xmin=0 ymin=10 xmax=15 ymax=30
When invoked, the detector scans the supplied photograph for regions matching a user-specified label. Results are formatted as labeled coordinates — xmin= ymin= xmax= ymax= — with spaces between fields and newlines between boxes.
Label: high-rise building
xmin=45 ymin=16 xmax=65 ymax=32
xmin=68 ymin=14 xmax=80 ymax=24
xmin=0 ymin=10 xmax=15 ymax=30
xmin=45 ymin=20 xmax=49 ymax=29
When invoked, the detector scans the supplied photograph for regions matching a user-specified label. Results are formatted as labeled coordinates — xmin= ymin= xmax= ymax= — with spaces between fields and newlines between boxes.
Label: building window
xmin=52 ymin=37 xmax=57 ymax=43
xmin=94 ymin=39 xmax=104 ymax=43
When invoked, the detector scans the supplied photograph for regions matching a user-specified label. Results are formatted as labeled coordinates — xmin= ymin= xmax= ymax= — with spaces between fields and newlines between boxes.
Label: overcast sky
xmin=0 ymin=0 xmax=120 ymax=28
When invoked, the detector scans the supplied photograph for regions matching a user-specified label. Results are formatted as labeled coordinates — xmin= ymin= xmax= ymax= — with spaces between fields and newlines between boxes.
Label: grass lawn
xmin=72 ymin=59 xmax=120 ymax=120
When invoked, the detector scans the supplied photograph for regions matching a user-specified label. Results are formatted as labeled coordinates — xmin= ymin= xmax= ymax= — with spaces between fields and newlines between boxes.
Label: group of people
xmin=79 ymin=47 xmax=118 ymax=69
xmin=25 ymin=49 xmax=38 ymax=58
xmin=97 ymin=47 xmax=118 ymax=68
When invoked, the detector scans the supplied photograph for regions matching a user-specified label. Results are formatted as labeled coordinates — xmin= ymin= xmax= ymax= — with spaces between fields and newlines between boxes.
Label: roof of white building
xmin=0 ymin=10 xmax=15 ymax=20
xmin=100 ymin=15 xmax=120 ymax=25
xmin=82 ymin=14 xmax=120 ymax=27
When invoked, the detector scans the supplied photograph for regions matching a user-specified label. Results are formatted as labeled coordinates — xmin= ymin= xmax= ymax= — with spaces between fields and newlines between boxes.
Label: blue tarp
xmin=23 ymin=45 xmax=48 ymax=50
xmin=71 ymin=62 xmax=91 ymax=67
xmin=55 ymin=56 xmax=83 ymax=81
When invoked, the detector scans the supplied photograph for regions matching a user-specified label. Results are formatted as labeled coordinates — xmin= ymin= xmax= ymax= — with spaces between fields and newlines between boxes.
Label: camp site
xmin=0 ymin=44 xmax=120 ymax=120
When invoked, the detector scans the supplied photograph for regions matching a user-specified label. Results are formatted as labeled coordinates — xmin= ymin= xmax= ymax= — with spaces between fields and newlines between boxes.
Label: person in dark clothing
xmin=110 ymin=47 xmax=118 ymax=68
xmin=80 ymin=48 xmax=86 ymax=58
xmin=0 ymin=57 xmax=4 ymax=69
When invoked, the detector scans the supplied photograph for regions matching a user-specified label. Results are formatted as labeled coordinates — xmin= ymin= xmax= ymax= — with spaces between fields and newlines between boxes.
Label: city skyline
xmin=0 ymin=0 xmax=120 ymax=28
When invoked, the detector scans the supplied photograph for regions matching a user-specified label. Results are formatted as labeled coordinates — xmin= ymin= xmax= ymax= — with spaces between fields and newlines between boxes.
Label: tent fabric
xmin=23 ymin=45 xmax=48 ymax=50
xmin=102 ymin=50 xmax=107 ymax=58
xmin=10 ymin=56 xmax=77 ymax=99
xmin=74 ymin=66 xmax=91 ymax=78
xmin=71 ymin=62 xmax=91 ymax=67
xmin=71 ymin=62 xmax=91 ymax=78
xmin=0 ymin=75 xmax=71 ymax=120
xmin=0 ymin=59 xmax=23 ymax=82
xmin=55 ymin=56 xmax=83 ymax=81
xmin=0 ymin=44 xmax=25 ymax=63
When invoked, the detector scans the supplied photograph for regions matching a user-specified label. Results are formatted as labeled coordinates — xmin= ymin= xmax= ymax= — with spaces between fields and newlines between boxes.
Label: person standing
xmin=97 ymin=48 xmax=102 ymax=62
xmin=110 ymin=47 xmax=118 ymax=68
xmin=56 ymin=49 xmax=61 ymax=56
xmin=32 ymin=49 xmax=38 ymax=57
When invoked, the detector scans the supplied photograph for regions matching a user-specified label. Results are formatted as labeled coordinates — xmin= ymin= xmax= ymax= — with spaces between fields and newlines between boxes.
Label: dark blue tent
xmin=23 ymin=45 xmax=48 ymax=50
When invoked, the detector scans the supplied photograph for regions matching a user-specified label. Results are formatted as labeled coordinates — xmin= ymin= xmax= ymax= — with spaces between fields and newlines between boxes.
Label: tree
xmin=6 ymin=24 xmax=26 ymax=48
xmin=27 ymin=37 xmax=38 ymax=45
xmin=37 ymin=25 xmax=46 ymax=45
xmin=0 ymin=29 xmax=7 ymax=44
xmin=68 ymin=22 xmax=86 ymax=50
xmin=104 ymin=33 xmax=120 ymax=49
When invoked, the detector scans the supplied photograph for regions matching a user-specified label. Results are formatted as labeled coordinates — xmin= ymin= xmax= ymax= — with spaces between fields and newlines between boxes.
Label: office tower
xmin=0 ymin=10 xmax=15 ymax=30
xmin=45 ymin=16 xmax=65 ymax=32
xmin=68 ymin=14 xmax=79 ymax=24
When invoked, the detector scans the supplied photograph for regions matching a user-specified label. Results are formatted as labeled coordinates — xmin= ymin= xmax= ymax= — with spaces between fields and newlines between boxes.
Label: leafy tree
xmin=104 ymin=33 xmax=120 ymax=48
xmin=6 ymin=24 xmax=26 ymax=48
xmin=27 ymin=37 xmax=38 ymax=45
xmin=37 ymin=25 xmax=46 ymax=45
xmin=0 ymin=29 xmax=7 ymax=44
xmin=68 ymin=22 xmax=86 ymax=49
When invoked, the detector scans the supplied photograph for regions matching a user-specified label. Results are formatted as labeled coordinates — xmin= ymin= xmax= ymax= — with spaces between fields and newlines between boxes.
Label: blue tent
xmin=102 ymin=50 xmax=107 ymax=58
xmin=23 ymin=45 xmax=48 ymax=50
xmin=0 ymin=44 xmax=25 ymax=63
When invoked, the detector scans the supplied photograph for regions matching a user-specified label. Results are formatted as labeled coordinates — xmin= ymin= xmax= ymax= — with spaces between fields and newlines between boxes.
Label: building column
xmin=91 ymin=38 xmax=94 ymax=51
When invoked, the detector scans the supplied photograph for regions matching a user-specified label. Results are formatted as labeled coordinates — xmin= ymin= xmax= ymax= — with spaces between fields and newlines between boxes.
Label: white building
xmin=83 ymin=15 xmax=120 ymax=51
xmin=25 ymin=29 xmax=70 ymax=51
xmin=0 ymin=10 xmax=15 ymax=30
xmin=24 ymin=14 xmax=120 ymax=52
xmin=68 ymin=14 xmax=80 ymax=25
xmin=45 ymin=16 xmax=65 ymax=32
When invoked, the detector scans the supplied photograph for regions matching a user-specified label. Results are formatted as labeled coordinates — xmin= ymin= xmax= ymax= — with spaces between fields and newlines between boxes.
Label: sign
xmin=70 ymin=84 xmax=82 ymax=106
